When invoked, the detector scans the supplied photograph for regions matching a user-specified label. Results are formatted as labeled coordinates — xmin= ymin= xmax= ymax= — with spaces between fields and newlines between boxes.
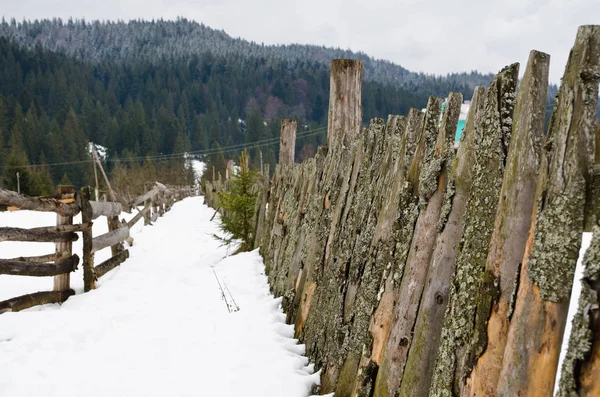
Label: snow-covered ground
xmin=0 ymin=197 xmax=320 ymax=397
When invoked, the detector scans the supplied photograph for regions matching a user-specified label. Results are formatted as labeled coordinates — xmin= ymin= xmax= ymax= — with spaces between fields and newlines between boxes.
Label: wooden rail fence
xmin=0 ymin=182 xmax=195 ymax=311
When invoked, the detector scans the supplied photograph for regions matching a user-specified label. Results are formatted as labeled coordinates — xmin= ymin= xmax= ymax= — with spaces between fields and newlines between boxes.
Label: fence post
xmin=159 ymin=189 xmax=165 ymax=217
xmin=53 ymin=185 xmax=74 ymax=292
xmin=327 ymin=59 xmax=363 ymax=149
xmin=81 ymin=186 xmax=95 ymax=292
xmin=143 ymin=183 xmax=151 ymax=225
xmin=279 ymin=119 xmax=297 ymax=166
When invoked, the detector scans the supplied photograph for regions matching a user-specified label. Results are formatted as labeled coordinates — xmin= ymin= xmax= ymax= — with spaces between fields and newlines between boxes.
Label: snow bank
xmin=0 ymin=197 xmax=319 ymax=397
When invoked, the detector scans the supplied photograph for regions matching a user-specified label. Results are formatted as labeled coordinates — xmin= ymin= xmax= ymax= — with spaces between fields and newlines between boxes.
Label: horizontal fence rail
xmin=0 ymin=182 xmax=196 ymax=312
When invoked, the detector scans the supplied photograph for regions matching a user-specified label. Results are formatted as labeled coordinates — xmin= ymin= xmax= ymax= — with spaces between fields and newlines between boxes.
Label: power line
xmin=0 ymin=126 xmax=328 ymax=170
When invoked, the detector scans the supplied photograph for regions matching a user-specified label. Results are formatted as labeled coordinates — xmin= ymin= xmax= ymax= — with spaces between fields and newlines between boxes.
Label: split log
xmin=370 ymin=97 xmax=443 ymax=397
xmin=0 ymin=254 xmax=79 ymax=276
xmin=400 ymin=87 xmax=487 ymax=397
xmin=0 ymin=290 xmax=75 ymax=313
xmin=91 ymin=226 xmax=129 ymax=254
xmin=0 ymin=187 xmax=80 ymax=216
xmin=429 ymin=63 xmax=519 ymax=397
xmin=132 ymin=185 xmax=160 ymax=206
xmin=498 ymin=25 xmax=600 ymax=397
xmin=8 ymin=252 xmax=70 ymax=263
xmin=54 ymin=186 xmax=75 ymax=292
xmin=280 ymin=119 xmax=297 ymax=166
xmin=81 ymin=188 xmax=95 ymax=291
xmin=86 ymin=200 xmax=122 ymax=220
xmin=374 ymin=92 xmax=462 ymax=396
xmin=94 ymin=250 xmax=129 ymax=279
xmin=467 ymin=50 xmax=550 ymax=396
xmin=327 ymin=59 xmax=363 ymax=149
xmin=254 ymin=164 xmax=270 ymax=249
xmin=128 ymin=202 xmax=152 ymax=229
xmin=0 ymin=226 xmax=79 ymax=243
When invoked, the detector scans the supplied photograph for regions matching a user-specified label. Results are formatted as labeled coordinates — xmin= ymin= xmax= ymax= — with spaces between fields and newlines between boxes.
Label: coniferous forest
xmin=0 ymin=18 xmax=577 ymax=195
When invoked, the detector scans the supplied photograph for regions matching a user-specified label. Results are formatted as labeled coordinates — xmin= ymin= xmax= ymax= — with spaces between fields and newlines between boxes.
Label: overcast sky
xmin=2 ymin=0 xmax=599 ymax=83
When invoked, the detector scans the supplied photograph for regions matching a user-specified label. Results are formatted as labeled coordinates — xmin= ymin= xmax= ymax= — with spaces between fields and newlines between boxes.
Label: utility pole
xmin=16 ymin=172 xmax=20 ymax=194
xmin=92 ymin=143 xmax=100 ymax=201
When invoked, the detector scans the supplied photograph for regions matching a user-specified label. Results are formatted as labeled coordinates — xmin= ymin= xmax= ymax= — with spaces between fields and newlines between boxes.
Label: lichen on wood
xmin=429 ymin=63 xmax=519 ymax=397
xmin=557 ymin=227 xmax=600 ymax=397
xmin=399 ymin=86 xmax=487 ymax=397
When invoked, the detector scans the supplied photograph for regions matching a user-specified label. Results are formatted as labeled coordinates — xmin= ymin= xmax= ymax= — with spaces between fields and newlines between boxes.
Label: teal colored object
xmin=439 ymin=101 xmax=467 ymax=143
xmin=455 ymin=120 xmax=466 ymax=142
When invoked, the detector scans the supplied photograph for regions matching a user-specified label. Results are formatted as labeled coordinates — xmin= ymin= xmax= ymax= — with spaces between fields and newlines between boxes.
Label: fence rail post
xmin=81 ymin=187 xmax=95 ymax=292
xmin=53 ymin=185 xmax=74 ymax=292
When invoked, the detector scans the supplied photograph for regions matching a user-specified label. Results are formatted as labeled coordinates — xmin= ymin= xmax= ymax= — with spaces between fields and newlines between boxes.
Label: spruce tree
xmin=214 ymin=150 xmax=259 ymax=252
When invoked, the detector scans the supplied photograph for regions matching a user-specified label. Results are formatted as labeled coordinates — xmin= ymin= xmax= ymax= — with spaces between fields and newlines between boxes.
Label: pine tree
xmin=214 ymin=150 xmax=259 ymax=252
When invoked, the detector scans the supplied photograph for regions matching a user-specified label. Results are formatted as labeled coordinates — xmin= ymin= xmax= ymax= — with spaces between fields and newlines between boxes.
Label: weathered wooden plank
xmin=91 ymin=226 xmax=129 ymax=254
xmin=127 ymin=202 xmax=151 ymax=229
xmin=498 ymin=25 xmax=600 ymax=397
xmin=55 ymin=185 xmax=75 ymax=292
xmin=8 ymin=252 xmax=70 ymax=263
xmin=0 ymin=290 xmax=75 ymax=313
xmin=0 ymin=254 xmax=79 ymax=276
xmin=0 ymin=226 xmax=80 ymax=243
xmin=374 ymin=92 xmax=462 ymax=396
xmin=94 ymin=250 xmax=130 ymax=279
xmin=0 ymin=187 xmax=80 ymax=216
xmin=370 ymin=97 xmax=443 ymax=397
xmin=86 ymin=200 xmax=122 ymax=220
xmin=327 ymin=59 xmax=363 ymax=149
xmin=467 ymin=50 xmax=550 ymax=396
xmin=132 ymin=185 xmax=160 ymax=206
xmin=430 ymin=63 xmax=519 ymax=397
xmin=81 ymin=187 xmax=95 ymax=292
xmin=280 ymin=119 xmax=297 ymax=166
xmin=400 ymin=87 xmax=487 ymax=397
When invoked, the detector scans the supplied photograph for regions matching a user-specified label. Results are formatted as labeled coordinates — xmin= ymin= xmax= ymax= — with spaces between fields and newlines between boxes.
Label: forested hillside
xmin=0 ymin=18 xmax=493 ymax=98
xmin=1 ymin=18 xmax=580 ymax=196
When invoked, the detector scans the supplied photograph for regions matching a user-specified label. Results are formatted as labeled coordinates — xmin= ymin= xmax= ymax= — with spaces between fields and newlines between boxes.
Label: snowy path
xmin=0 ymin=197 xmax=319 ymax=397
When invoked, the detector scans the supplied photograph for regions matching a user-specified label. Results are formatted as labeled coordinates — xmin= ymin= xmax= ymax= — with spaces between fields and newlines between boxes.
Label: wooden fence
xmin=0 ymin=182 xmax=195 ymax=312
xmin=218 ymin=25 xmax=600 ymax=397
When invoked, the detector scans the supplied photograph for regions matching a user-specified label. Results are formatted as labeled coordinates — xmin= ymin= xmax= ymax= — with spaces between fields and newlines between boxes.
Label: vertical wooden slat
xmin=279 ymin=119 xmax=297 ymax=166
xmin=467 ymin=50 xmax=550 ymax=396
xmin=498 ymin=25 xmax=600 ymax=397
xmin=81 ymin=187 xmax=95 ymax=292
xmin=53 ymin=185 xmax=74 ymax=292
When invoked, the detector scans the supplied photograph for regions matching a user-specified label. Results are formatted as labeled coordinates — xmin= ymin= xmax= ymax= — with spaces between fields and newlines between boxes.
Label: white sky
xmin=1 ymin=0 xmax=599 ymax=83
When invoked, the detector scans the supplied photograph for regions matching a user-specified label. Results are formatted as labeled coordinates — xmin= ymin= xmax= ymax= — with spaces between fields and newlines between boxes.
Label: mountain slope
xmin=0 ymin=18 xmax=493 ymax=99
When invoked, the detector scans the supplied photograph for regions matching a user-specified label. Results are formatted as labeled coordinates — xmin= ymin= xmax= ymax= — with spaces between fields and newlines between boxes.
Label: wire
xmin=0 ymin=126 xmax=328 ymax=170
